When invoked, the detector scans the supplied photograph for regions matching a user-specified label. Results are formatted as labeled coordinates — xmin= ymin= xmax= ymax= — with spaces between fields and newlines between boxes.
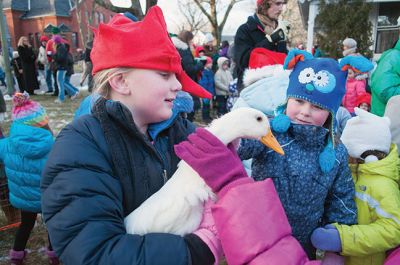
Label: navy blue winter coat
xmin=41 ymin=100 xmax=196 ymax=265
xmin=238 ymin=123 xmax=357 ymax=258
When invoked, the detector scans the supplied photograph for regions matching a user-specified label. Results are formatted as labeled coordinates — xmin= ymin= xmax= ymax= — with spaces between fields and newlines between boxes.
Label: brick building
xmin=3 ymin=0 xmax=116 ymax=53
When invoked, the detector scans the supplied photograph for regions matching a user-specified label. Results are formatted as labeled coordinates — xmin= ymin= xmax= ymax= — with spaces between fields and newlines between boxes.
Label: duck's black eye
xmin=256 ymin=116 xmax=263 ymax=122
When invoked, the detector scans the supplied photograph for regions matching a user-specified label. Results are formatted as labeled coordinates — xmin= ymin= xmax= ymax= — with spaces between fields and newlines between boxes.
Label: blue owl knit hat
xmin=271 ymin=49 xmax=347 ymax=173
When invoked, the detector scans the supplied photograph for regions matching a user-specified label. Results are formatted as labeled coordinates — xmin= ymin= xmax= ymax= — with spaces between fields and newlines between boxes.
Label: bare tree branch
xmin=94 ymin=0 xmax=143 ymax=18
xmin=219 ymin=0 xmax=244 ymax=32
xmin=193 ymin=0 xmax=214 ymax=24
xmin=178 ymin=0 xmax=208 ymax=34
xmin=192 ymin=0 xmax=246 ymax=46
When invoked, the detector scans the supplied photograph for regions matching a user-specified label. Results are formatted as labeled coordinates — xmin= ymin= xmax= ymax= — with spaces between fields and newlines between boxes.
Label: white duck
xmin=124 ymin=107 xmax=284 ymax=236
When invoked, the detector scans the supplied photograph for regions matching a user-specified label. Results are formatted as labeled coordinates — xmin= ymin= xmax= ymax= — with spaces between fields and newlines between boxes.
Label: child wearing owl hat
xmin=311 ymin=107 xmax=400 ymax=265
xmin=0 ymin=92 xmax=58 ymax=264
xmin=238 ymin=49 xmax=364 ymax=258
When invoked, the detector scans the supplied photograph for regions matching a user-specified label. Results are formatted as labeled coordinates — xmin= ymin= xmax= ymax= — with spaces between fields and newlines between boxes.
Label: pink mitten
xmin=193 ymin=200 xmax=222 ymax=265
xmin=174 ymin=128 xmax=248 ymax=193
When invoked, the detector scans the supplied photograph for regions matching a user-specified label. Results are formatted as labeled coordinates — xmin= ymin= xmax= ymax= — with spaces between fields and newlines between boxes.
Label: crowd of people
xmin=0 ymin=1 xmax=399 ymax=265
xmin=0 ymin=26 xmax=90 ymax=105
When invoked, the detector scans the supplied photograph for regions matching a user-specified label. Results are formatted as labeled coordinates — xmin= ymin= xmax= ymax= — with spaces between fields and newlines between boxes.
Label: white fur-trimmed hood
xmin=243 ymin=65 xmax=292 ymax=87
xmin=171 ymin=36 xmax=189 ymax=50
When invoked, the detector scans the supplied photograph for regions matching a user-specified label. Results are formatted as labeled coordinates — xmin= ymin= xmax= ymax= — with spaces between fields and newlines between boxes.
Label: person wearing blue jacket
xmin=41 ymin=6 xmax=217 ymax=265
xmin=238 ymin=50 xmax=358 ymax=258
xmin=198 ymin=56 xmax=215 ymax=123
xmin=0 ymin=92 xmax=58 ymax=265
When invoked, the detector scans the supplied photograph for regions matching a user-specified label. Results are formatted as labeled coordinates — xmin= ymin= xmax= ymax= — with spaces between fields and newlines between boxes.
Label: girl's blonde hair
xmin=17 ymin=36 xmax=30 ymax=47
xmin=93 ymin=68 xmax=132 ymax=99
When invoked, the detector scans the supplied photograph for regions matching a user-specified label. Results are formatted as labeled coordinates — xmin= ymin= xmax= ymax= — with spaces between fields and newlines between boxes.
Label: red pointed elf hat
xmin=90 ymin=6 xmax=211 ymax=99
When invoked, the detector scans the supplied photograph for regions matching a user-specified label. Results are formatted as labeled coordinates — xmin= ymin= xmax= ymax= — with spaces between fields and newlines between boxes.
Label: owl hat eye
xmin=298 ymin=68 xmax=315 ymax=84
xmin=313 ymin=70 xmax=336 ymax=93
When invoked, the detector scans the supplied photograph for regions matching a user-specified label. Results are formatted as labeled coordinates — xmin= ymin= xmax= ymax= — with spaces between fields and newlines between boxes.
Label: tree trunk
xmin=86 ymin=1 xmax=96 ymax=43
xmin=75 ymin=3 xmax=86 ymax=47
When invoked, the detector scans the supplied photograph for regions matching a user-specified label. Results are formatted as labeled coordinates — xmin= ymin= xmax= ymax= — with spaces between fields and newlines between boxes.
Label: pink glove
xmin=193 ymin=200 xmax=222 ymax=265
xmin=174 ymin=128 xmax=248 ymax=193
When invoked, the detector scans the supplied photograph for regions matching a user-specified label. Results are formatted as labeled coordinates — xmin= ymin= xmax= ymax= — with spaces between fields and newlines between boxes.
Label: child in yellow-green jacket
xmin=311 ymin=107 xmax=400 ymax=265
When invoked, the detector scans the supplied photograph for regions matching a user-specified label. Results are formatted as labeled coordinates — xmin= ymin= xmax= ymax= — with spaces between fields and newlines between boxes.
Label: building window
xmin=110 ymin=15 xmax=113 ymax=21
xmin=375 ymin=2 xmax=400 ymax=53
xmin=100 ymin=13 xmax=105 ymax=23
xmin=72 ymin=32 xmax=79 ymax=48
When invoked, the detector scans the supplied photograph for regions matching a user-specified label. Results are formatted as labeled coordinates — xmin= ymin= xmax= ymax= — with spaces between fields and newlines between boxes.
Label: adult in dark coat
xmin=234 ymin=0 xmax=289 ymax=91
xmin=171 ymin=30 xmax=204 ymax=122
xmin=17 ymin=36 xmax=39 ymax=94
xmin=41 ymin=8 xmax=217 ymax=265
xmin=11 ymin=51 xmax=25 ymax=92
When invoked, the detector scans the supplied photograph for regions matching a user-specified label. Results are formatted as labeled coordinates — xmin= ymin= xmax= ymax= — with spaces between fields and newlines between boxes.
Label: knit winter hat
xmin=90 ymin=6 xmax=211 ymax=99
xmin=271 ymin=49 xmax=347 ymax=172
xmin=40 ymin=35 xmax=49 ymax=42
xmin=341 ymin=108 xmax=391 ymax=163
xmin=237 ymin=48 xmax=290 ymax=117
xmin=356 ymin=93 xmax=371 ymax=108
xmin=53 ymin=35 xmax=64 ymax=44
xmin=342 ymin=38 xmax=357 ymax=49
xmin=195 ymin=46 xmax=205 ymax=57
xmin=12 ymin=92 xmax=49 ymax=127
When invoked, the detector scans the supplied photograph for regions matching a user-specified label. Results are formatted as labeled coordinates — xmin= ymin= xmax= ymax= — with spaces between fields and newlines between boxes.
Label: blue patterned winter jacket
xmin=0 ymin=123 xmax=53 ymax=212
xmin=238 ymin=123 xmax=357 ymax=258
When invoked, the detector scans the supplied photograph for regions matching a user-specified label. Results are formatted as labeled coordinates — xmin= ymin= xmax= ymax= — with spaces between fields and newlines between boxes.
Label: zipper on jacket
xmin=162 ymin=169 xmax=168 ymax=184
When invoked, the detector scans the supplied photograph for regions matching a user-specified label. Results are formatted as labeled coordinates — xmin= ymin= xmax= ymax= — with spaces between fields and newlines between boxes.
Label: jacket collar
xmin=289 ymin=123 xmax=329 ymax=147
xmin=103 ymin=99 xmax=179 ymax=141
xmin=247 ymin=14 xmax=264 ymax=32
xmin=351 ymin=144 xmax=400 ymax=182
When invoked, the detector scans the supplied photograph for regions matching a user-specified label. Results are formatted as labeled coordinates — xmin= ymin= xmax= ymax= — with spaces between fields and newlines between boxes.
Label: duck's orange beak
xmin=260 ymin=130 xmax=284 ymax=155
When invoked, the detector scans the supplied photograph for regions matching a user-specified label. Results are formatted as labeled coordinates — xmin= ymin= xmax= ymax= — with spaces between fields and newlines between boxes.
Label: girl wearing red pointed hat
xmin=40 ymin=6 xmax=226 ymax=265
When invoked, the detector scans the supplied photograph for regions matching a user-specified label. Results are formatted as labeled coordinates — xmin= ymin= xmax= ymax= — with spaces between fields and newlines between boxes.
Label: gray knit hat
xmin=343 ymin=38 xmax=357 ymax=49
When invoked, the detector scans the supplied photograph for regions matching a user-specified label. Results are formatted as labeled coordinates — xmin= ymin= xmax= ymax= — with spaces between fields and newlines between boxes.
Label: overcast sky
xmin=110 ymin=0 xmax=256 ymax=35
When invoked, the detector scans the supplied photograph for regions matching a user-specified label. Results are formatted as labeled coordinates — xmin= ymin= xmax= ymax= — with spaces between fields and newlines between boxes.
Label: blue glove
xmin=311 ymin=224 xmax=342 ymax=252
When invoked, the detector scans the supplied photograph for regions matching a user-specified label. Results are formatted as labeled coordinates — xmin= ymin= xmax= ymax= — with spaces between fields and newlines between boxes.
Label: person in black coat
xmin=41 ymin=7 xmax=218 ymax=265
xmin=171 ymin=30 xmax=204 ymax=122
xmin=17 ymin=36 xmax=39 ymax=94
xmin=11 ymin=51 xmax=25 ymax=92
xmin=234 ymin=0 xmax=290 ymax=91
